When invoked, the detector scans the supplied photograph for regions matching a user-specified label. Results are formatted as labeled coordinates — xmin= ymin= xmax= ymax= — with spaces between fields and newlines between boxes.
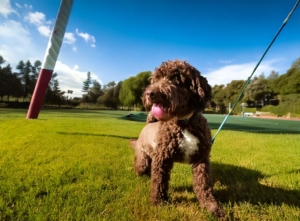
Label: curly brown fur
xmin=142 ymin=60 xmax=211 ymax=122
xmin=130 ymin=60 xmax=225 ymax=219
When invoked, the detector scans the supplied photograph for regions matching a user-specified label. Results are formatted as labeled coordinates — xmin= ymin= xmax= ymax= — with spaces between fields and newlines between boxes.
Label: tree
xmin=44 ymin=72 xmax=63 ymax=106
xmin=90 ymin=80 xmax=103 ymax=103
xmin=82 ymin=71 xmax=92 ymax=93
xmin=211 ymin=80 xmax=245 ymax=114
xmin=267 ymin=70 xmax=279 ymax=80
xmin=52 ymin=79 xmax=65 ymax=106
xmin=119 ymin=71 xmax=151 ymax=109
xmin=132 ymin=71 xmax=151 ymax=106
xmin=272 ymin=59 xmax=300 ymax=95
xmin=0 ymin=55 xmax=5 ymax=66
xmin=244 ymin=72 xmax=278 ymax=106
xmin=212 ymin=84 xmax=226 ymax=104
xmin=211 ymin=84 xmax=226 ymax=113
xmin=113 ymin=81 xmax=122 ymax=107
xmin=30 ymin=60 xmax=42 ymax=89
xmin=32 ymin=60 xmax=42 ymax=76
xmin=66 ymin=90 xmax=73 ymax=106
xmin=224 ymin=80 xmax=245 ymax=103
xmin=2 ymin=65 xmax=15 ymax=101
xmin=97 ymin=81 xmax=122 ymax=109
xmin=0 ymin=67 xmax=23 ymax=102
xmin=105 ymin=81 xmax=116 ymax=90
xmin=50 ymin=72 xmax=58 ymax=88
xmin=10 ymin=72 xmax=23 ymax=100
xmin=17 ymin=60 xmax=33 ymax=101
xmin=0 ymin=64 xmax=12 ymax=101
xmin=0 ymin=56 xmax=23 ymax=101
xmin=0 ymin=57 xmax=7 ymax=100
xmin=52 ymin=79 xmax=60 ymax=94
xmin=82 ymin=71 xmax=92 ymax=107
xmin=291 ymin=58 xmax=300 ymax=70
xmin=98 ymin=87 xmax=116 ymax=108
xmin=119 ymin=77 xmax=136 ymax=109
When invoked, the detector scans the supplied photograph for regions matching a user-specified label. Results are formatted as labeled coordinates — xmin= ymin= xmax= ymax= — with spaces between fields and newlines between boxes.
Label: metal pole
xmin=26 ymin=0 xmax=74 ymax=119
xmin=242 ymin=103 xmax=245 ymax=119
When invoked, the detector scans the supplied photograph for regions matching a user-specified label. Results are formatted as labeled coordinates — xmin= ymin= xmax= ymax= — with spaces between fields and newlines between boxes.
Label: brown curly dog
xmin=130 ymin=60 xmax=225 ymax=219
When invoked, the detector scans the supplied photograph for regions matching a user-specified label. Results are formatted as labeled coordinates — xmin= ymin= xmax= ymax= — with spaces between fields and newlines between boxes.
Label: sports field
xmin=0 ymin=108 xmax=299 ymax=220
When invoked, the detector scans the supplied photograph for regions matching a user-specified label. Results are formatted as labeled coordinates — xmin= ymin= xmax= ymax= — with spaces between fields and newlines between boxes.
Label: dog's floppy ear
xmin=195 ymin=75 xmax=212 ymax=109
xmin=129 ymin=139 xmax=137 ymax=149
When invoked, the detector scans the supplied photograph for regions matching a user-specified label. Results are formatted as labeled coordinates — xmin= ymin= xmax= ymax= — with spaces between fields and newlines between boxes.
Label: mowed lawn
xmin=0 ymin=108 xmax=299 ymax=220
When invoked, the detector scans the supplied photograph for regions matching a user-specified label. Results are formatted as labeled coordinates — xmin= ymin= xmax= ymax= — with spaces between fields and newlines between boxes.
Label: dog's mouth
xmin=151 ymin=103 xmax=164 ymax=119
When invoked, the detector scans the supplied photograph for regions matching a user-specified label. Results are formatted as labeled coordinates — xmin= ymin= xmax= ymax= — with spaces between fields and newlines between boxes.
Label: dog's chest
xmin=179 ymin=129 xmax=200 ymax=163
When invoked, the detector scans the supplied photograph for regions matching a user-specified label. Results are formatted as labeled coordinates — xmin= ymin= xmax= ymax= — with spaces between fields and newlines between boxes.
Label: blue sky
xmin=1 ymin=0 xmax=299 ymax=97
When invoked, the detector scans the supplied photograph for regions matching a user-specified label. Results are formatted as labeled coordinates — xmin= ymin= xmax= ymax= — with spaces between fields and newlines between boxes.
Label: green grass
xmin=0 ymin=109 xmax=300 ymax=220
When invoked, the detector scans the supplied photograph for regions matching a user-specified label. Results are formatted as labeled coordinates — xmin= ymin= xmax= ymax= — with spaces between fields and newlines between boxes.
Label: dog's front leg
xmin=192 ymin=160 xmax=225 ymax=219
xmin=150 ymin=156 xmax=174 ymax=205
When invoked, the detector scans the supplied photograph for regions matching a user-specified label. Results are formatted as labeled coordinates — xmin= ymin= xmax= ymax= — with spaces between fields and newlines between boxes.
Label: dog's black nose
xmin=146 ymin=91 xmax=156 ymax=99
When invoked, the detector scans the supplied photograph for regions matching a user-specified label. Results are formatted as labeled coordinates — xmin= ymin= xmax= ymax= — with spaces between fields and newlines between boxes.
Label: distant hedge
xmin=261 ymin=94 xmax=300 ymax=117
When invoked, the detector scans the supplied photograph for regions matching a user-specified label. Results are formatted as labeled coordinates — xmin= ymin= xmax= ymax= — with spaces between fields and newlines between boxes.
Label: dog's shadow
xmin=173 ymin=162 xmax=300 ymax=208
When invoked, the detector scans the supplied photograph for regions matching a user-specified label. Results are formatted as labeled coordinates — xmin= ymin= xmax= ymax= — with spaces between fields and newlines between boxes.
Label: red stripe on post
xmin=26 ymin=69 xmax=53 ymax=119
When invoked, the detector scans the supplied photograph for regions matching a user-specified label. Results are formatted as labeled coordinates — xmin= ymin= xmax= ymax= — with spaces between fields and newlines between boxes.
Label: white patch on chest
xmin=179 ymin=129 xmax=200 ymax=163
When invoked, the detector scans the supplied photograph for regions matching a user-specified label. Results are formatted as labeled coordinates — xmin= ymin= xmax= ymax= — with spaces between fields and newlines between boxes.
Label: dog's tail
xmin=129 ymin=139 xmax=137 ymax=149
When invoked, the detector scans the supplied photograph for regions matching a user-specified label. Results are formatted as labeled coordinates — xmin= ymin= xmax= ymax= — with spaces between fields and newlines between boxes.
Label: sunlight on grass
xmin=0 ymin=109 xmax=299 ymax=220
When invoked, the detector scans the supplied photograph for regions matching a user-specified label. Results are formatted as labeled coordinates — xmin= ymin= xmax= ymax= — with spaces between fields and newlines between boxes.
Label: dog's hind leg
xmin=192 ymin=160 xmax=225 ymax=219
xmin=134 ymin=150 xmax=151 ymax=176
xmin=130 ymin=139 xmax=151 ymax=176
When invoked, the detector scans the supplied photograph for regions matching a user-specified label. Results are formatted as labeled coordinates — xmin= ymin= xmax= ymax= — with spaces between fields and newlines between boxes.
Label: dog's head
xmin=142 ymin=60 xmax=211 ymax=121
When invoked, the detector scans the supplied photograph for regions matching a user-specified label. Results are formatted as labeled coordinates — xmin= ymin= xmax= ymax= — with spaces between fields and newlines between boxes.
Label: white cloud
xmin=72 ymin=46 xmax=77 ymax=52
xmin=15 ymin=3 xmax=22 ymax=8
xmin=219 ymin=59 xmax=235 ymax=64
xmin=0 ymin=43 xmax=39 ymax=71
xmin=0 ymin=44 xmax=14 ymax=65
xmin=37 ymin=25 xmax=51 ymax=37
xmin=0 ymin=20 xmax=30 ymax=45
xmin=53 ymin=61 xmax=102 ymax=97
xmin=24 ymin=11 xmax=54 ymax=37
xmin=205 ymin=59 xmax=280 ymax=86
xmin=24 ymin=11 xmax=46 ymax=26
xmin=76 ymin=28 xmax=96 ymax=46
xmin=0 ymin=20 xmax=44 ymax=70
xmin=64 ymin=32 xmax=76 ymax=44
xmin=91 ymin=44 xmax=96 ymax=48
xmin=0 ymin=0 xmax=17 ymax=18
xmin=24 ymin=4 xmax=32 ymax=9
xmin=76 ymin=29 xmax=89 ymax=41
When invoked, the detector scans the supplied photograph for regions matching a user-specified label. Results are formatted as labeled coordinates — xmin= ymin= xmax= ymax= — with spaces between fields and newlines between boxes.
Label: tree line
xmin=1 ymin=53 xmax=299 ymax=116
xmin=0 ymin=54 xmax=152 ymax=109
xmin=81 ymin=58 xmax=299 ymax=116
xmin=211 ymin=58 xmax=300 ymax=116
xmin=80 ymin=71 xmax=151 ymax=110
xmin=0 ymin=55 xmax=68 ymax=106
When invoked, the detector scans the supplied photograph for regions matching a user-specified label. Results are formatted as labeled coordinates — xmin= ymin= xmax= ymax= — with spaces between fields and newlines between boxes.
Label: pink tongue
xmin=151 ymin=104 xmax=164 ymax=119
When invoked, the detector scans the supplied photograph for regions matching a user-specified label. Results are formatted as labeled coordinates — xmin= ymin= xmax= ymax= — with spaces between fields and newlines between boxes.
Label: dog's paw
xmin=212 ymin=207 xmax=226 ymax=220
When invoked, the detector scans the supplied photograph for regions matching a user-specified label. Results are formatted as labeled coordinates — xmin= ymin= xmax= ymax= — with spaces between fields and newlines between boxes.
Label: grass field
xmin=0 ymin=108 xmax=300 ymax=220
